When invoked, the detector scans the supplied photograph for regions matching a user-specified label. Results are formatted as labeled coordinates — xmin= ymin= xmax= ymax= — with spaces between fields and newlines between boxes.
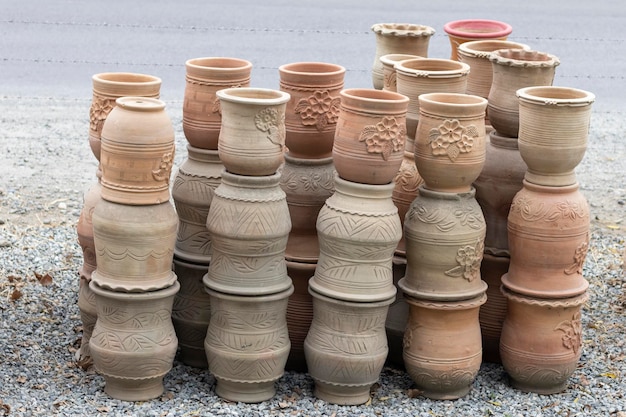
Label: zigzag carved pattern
xmin=317 ymin=209 xmax=400 ymax=241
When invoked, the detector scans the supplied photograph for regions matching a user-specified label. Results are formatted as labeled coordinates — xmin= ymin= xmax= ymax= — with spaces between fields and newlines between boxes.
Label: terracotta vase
xmin=217 ymin=87 xmax=290 ymax=176
xmin=89 ymin=280 xmax=179 ymax=401
xmin=414 ymin=92 xmax=487 ymax=193
xmin=395 ymin=58 xmax=470 ymax=140
xmin=171 ymin=145 xmax=223 ymax=264
xmin=379 ymin=53 xmax=422 ymax=92
xmin=171 ymin=257 xmax=211 ymax=368
xmin=503 ymin=180 xmax=590 ymax=298
xmin=487 ymin=49 xmax=560 ymax=138
xmin=77 ymin=181 xmax=102 ymax=282
xmin=91 ymin=199 xmax=178 ymax=292
xmin=443 ymin=19 xmax=513 ymax=61
xmin=285 ymin=260 xmax=317 ymax=372
xmin=500 ymin=287 xmax=588 ymax=394
xmin=203 ymin=171 xmax=292 ymax=295
xmin=280 ymin=154 xmax=335 ymax=263
xmin=457 ymin=40 xmax=531 ymax=102
xmin=400 ymin=186 xmax=487 ymax=301
xmin=309 ymin=174 xmax=401 ymax=302
xmin=517 ymin=86 xmax=595 ymax=187
xmin=204 ymin=285 xmax=293 ymax=403
xmin=278 ymin=61 xmax=345 ymax=159
xmin=304 ymin=288 xmax=394 ymax=405
xmin=99 ymin=97 xmax=175 ymax=205
xmin=403 ymin=293 xmax=486 ymax=399
xmin=478 ymin=253 xmax=510 ymax=363
xmin=77 ymin=277 xmax=97 ymax=362
xmin=332 ymin=88 xmax=409 ymax=185
xmin=370 ymin=23 xmax=435 ymax=90
xmin=183 ymin=57 xmax=252 ymax=150
xmin=89 ymin=72 xmax=161 ymax=162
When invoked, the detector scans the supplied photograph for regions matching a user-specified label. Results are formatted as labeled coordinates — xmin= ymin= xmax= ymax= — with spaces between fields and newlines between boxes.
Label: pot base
xmin=313 ymin=380 xmax=372 ymax=406
xmin=102 ymin=374 xmax=165 ymax=402
xmin=214 ymin=378 xmax=276 ymax=403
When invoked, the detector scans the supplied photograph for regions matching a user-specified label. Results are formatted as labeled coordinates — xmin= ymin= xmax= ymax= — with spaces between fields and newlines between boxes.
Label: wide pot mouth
xmin=443 ymin=19 xmax=512 ymax=39
xmin=279 ymin=61 xmax=345 ymax=77
xmin=419 ymin=92 xmax=488 ymax=107
xmin=490 ymin=49 xmax=560 ymax=67
xmin=458 ymin=40 xmax=530 ymax=58
xmin=340 ymin=88 xmax=409 ymax=109
xmin=371 ymin=23 xmax=435 ymax=37
xmin=395 ymin=58 xmax=470 ymax=78
xmin=186 ymin=56 xmax=252 ymax=71
xmin=89 ymin=279 xmax=180 ymax=301
xmin=92 ymin=72 xmax=162 ymax=86
xmin=517 ymin=86 xmax=596 ymax=106
xmin=216 ymin=87 xmax=291 ymax=105
xmin=380 ymin=53 xmax=423 ymax=66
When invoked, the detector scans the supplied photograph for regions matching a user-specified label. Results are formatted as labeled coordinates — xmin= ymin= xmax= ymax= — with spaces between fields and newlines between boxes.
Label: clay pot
xmin=217 ymin=87 xmax=290 ymax=176
xmin=443 ymin=19 xmax=513 ymax=61
xmin=304 ymin=288 xmax=394 ymax=405
xmin=77 ymin=181 xmax=102 ymax=282
xmin=203 ymin=171 xmax=292 ymax=295
xmin=183 ymin=57 xmax=252 ymax=150
xmin=89 ymin=72 xmax=161 ymax=162
xmin=279 ymin=62 xmax=345 ymax=159
xmin=100 ymin=97 xmax=175 ymax=205
xmin=172 ymin=257 xmax=211 ymax=368
xmin=403 ymin=293 xmax=487 ymax=399
xmin=517 ymin=86 xmax=595 ymax=187
xmin=473 ymin=130 xmax=527 ymax=251
xmin=77 ymin=277 xmax=97 ymax=362
xmin=457 ymin=40 xmax=530 ymax=101
xmin=370 ymin=23 xmax=435 ymax=90
xmin=280 ymin=154 xmax=335 ymax=263
xmin=400 ymin=186 xmax=487 ymax=301
xmin=395 ymin=58 xmax=470 ymax=140
xmin=379 ymin=54 xmax=422 ymax=92
xmin=285 ymin=260 xmax=317 ymax=372
xmin=488 ymin=49 xmax=560 ymax=138
xmin=500 ymin=287 xmax=589 ymax=394
xmin=309 ymin=174 xmax=401 ymax=302
xmin=385 ymin=256 xmax=409 ymax=370
xmin=204 ymin=285 xmax=293 ymax=403
xmin=89 ymin=280 xmax=179 ymax=401
xmin=91 ymin=199 xmax=178 ymax=292
xmin=171 ymin=145 xmax=223 ymax=264
xmin=332 ymin=88 xmax=409 ymax=185
xmin=503 ymin=180 xmax=590 ymax=298
xmin=479 ymin=253 xmax=510 ymax=363
xmin=414 ymin=92 xmax=487 ymax=193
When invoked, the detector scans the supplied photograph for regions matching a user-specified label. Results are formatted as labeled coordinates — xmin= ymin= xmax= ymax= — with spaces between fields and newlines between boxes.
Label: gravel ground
xmin=0 ymin=98 xmax=624 ymax=416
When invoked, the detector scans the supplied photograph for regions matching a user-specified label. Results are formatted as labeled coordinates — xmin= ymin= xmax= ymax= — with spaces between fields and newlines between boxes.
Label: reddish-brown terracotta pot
xmin=500 ymin=287 xmax=588 ymax=394
xmin=503 ymin=180 xmax=590 ymax=298
xmin=379 ymin=53 xmax=423 ymax=92
xmin=183 ymin=57 xmax=252 ymax=150
xmin=403 ymin=293 xmax=487 ymax=399
xmin=371 ymin=23 xmax=435 ymax=89
xmin=443 ymin=19 xmax=513 ymax=61
xmin=99 ymin=97 xmax=175 ymax=205
xmin=517 ymin=86 xmax=595 ymax=187
xmin=332 ymin=88 xmax=409 ymax=185
xmin=279 ymin=61 xmax=345 ymax=159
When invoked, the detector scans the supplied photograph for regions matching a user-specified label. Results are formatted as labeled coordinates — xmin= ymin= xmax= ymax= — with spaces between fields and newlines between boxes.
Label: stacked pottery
xmin=172 ymin=57 xmax=252 ymax=368
xmin=500 ymin=86 xmax=595 ymax=394
xmin=399 ymin=93 xmax=488 ymax=399
xmin=77 ymin=72 xmax=162 ymax=363
xmin=304 ymin=88 xmax=408 ymax=405
xmin=89 ymin=97 xmax=179 ymax=401
xmin=443 ymin=19 xmax=513 ymax=61
xmin=202 ymin=87 xmax=293 ymax=403
xmin=278 ymin=62 xmax=344 ymax=371
xmin=370 ymin=23 xmax=435 ymax=90
xmin=379 ymin=54 xmax=422 ymax=92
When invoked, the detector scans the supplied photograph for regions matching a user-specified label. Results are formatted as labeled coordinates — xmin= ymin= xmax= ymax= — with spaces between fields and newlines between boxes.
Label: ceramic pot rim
xmin=340 ymin=88 xmax=409 ymax=104
xmin=217 ymin=87 xmax=290 ymax=105
xmin=418 ymin=92 xmax=488 ymax=114
xmin=395 ymin=58 xmax=470 ymax=78
xmin=517 ymin=86 xmax=596 ymax=107
xmin=404 ymin=292 xmax=487 ymax=309
xmin=489 ymin=49 xmax=560 ymax=68
xmin=520 ymin=179 xmax=581 ymax=194
xmin=379 ymin=54 xmax=423 ymax=66
xmin=278 ymin=61 xmax=346 ymax=77
xmin=371 ymin=23 xmax=435 ymax=38
xmin=333 ymin=173 xmax=396 ymax=199
xmin=92 ymin=72 xmax=162 ymax=87
xmin=89 ymin=279 xmax=180 ymax=300
xmin=185 ymin=56 xmax=253 ymax=76
xmin=500 ymin=284 xmax=589 ymax=307
xmin=115 ymin=96 xmax=166 ymax=112
xmin=443 ymin=19 xmax=512 ymax=39
xmin=206 ymin=284 xmax=294 ymax=302
xmin=308 ymin=286 xmax=395 ymax=307
xmin=458 ymin=40 xmax=530 ymax=59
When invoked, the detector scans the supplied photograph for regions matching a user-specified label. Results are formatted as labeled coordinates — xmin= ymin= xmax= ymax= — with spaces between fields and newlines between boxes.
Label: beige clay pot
xmin=379 ymin=53 xmax=423 ymax=92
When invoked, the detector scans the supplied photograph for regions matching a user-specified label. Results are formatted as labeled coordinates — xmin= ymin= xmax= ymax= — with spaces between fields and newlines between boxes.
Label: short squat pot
xmin=500 ymin=287 xmax=588 ymax=394
xmin=379 ymin=53 xmax=422 ymax=92
xmin=204 ymin=285 xmax=293 ymax=403
xmin=89 ymin=280 xmax=179 ymax=401
xmin=443 ymin=19 xmax=513 ymax=61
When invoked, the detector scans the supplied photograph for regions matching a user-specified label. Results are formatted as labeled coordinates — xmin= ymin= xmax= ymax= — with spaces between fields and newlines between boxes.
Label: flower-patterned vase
xmin=204 ymin=285 xmax=293 ymax=403
xmin=304 ymin=288 xmax=394 ymax=405
xmin=503 ymin=180 xmax=590 ymax=298
xmin=379 ymin=53 xmax=422 ymax=92
xmin=217 ymin=87 xmax=290 ymax=176
xmin=500 ymin=287 xmax=588 ymax=394
xmin=309 ymin=174 xmax=401 ymax=302
xmin=443 ymin=19 xmax=512 ymax=61
xmin=400 ymin=186 xmax=487 ymax=301
xmin=371 ymin=23 xmax=435 ymax=90
xmin=332 ymin=88 xmax=409 ymax=185
xmin=279 ymin=61 xmax=345 ymax=159
xmin=403 ymin=293 xmax=486 ymax=399
xmin=89 ymin=280 xmax=179 ymax=401
xmin=414 ymin=92 xmax=487 ymax=193
xmin=183 ymin=57 xmax=252 ymax=150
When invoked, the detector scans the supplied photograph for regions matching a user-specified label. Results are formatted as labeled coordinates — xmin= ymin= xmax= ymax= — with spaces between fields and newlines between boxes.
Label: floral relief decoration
xmin=152 ymin=151 xmax=174 ymax=183
xmin=294 ymin=90 xmax=340 ymax=131
xmin=564 ymin=234 xmax=590 ymax=276
xmin=89 ymin=97 xmax=114 ymax=132
xmin=359 ymin=116 xmax=407 ymax=161
xmin=255 ymin=107 xmax=286 ymax=147
xmin=555 ymin=311 xmax=583 ymax=355
xmin=444 ymin=238 xmax=485 ymax=282
xmin=211 ymin=83 xmax=243 ymax=116
xmin=428 ymin=119 xmax=479 ymax=162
